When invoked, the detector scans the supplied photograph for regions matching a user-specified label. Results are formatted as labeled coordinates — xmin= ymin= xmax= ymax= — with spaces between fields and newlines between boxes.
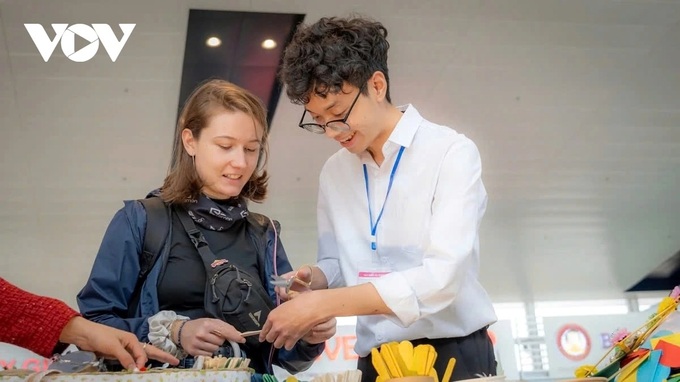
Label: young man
xmin=260 ymin=16 xmax=498 ymax=381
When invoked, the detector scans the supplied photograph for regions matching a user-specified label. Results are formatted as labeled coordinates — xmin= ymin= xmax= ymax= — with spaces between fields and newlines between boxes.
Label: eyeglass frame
xmin=298 ymin=83 xmax=366 ymax=134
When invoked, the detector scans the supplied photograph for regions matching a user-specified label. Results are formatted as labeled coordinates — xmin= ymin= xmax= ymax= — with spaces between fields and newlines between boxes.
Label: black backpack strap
xmin=138 ymin=197 xmax=171 ymax=278
xmin=174 ymin=205 xmax=218 ymax=270
xmin=127 ymin=196 xmax=170 ymax=316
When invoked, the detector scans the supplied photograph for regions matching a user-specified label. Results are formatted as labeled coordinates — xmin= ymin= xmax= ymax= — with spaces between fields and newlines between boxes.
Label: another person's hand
xmin=274 ymin=270 xmax=296 ymax=301
xmin=302 ymin=317 xmax=337 ymax=345
xmin=260 ymin=291 xmax=324 ymax=350
xmin=274 ymin=266 xmax=313 ymax=301
xmin=144 ymin=343 xmax=180 ymax=366
xmin=175 ymin=318 xmax=245 ymax=357
xmin=59 ymin=316 xmax=179 ymax=370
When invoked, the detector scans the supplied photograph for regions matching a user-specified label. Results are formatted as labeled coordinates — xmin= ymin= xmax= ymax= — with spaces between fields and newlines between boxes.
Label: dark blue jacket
xmin=77 ymin=199 xmax=323 ymax=374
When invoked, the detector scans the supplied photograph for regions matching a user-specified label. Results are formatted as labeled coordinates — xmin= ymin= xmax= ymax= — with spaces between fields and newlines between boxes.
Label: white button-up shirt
xmin=316 ymin=104 xmax=497 ymax=356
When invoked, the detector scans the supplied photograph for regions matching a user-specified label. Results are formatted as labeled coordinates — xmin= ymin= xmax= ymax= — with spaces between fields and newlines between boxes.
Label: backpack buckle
xmin=188 ymin=231 xmax=208 ymax=248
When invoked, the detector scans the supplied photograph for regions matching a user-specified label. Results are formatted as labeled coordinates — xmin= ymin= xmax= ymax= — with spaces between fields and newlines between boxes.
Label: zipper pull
xmin=210 ymin=273 xmax=220 ymax=302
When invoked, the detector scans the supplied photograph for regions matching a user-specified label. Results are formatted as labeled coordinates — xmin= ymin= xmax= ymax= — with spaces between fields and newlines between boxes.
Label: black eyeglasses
xmin=298 ymin=83 xmax=366 ymax=134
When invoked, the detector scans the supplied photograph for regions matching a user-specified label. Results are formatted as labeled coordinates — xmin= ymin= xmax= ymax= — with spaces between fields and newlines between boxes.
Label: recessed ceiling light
xmin=206 ymin=36 xmax=221 ymax=48
xmin=261 ymin=39 xmax=277 ymax=50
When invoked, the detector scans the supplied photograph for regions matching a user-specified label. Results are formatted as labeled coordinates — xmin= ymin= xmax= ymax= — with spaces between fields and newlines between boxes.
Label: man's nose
xmin=324 ymin=127 xmax=342 ymax=140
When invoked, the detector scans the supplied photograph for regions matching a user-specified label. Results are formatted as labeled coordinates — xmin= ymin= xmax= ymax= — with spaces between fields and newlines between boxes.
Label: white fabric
xmin=147 ymin=311 xmax=189 ymax=359
xmin=316 ymin=104 xmax=497 ymax=356
xmin=0 ymin=342 xmax=48 ymax=371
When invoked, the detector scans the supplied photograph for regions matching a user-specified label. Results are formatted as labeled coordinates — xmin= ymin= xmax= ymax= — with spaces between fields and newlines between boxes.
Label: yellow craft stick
xmin=371 ymin=348 xmax=391 ymax=379
xmin=388 ymin=342 xmax=413 ymax=376
xmin=398 ymin=341 xmax=414 ymax=371
xmin=426 ymin=345 xmax=437 ymax=377
xmin=442 ymin=358 xmax=456 ymax=382
xmin=381 ymin=344 xmax=403 ymax=378
xmin=429 ymin=367 xmax=439 ymax=382
xmin=413 ymin=345 xmax=430 ymax=375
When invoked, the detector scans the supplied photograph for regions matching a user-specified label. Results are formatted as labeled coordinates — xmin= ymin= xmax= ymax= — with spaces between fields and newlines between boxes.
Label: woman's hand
xmin=301 ymin=317 xmax=337 ymax=345
xmin=175 ymin=318 xmax=245 ymax=357
xmin=59 ymin=316 xmax=179 ymax=370
xmin=143 ymin=343 xmax=180 ymax=366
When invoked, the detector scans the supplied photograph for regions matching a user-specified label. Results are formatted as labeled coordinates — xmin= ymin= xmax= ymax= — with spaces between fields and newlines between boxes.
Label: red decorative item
xmin=620 ymin=348 xmax=649 ymax=368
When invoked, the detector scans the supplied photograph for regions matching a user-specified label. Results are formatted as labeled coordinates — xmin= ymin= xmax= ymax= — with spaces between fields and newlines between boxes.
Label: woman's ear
xmin=256 ymin=147 xmax=266 ymax=174
xmin=369 ymin=71 xmax=389 ymax=103
xmin=181 ymin=129 xmax=196 ymax=157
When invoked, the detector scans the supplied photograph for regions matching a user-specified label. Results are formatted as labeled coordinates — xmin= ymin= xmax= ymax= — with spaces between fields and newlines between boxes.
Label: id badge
xmin=357 ymin=257 xmax=392 ymax=284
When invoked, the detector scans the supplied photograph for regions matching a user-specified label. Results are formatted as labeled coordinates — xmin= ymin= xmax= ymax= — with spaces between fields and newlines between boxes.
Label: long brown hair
xmin=161 ymin=80 xmax=269 ymax=204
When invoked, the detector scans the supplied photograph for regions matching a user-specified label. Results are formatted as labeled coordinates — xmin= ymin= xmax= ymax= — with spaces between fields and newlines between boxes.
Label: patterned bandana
xmin=184 ymin=194 xmax=249 ymax=231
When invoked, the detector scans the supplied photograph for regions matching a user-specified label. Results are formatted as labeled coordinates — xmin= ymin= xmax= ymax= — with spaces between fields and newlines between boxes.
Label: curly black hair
xmin=280 ymin=16 xmax=391 ymax=105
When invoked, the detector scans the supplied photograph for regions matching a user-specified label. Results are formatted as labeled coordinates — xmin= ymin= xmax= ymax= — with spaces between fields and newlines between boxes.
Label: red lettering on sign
xmin=320 ymin=335 xmax=360 ymax=361
xmin=323 ymin=337 xmax=342 ymax=360
xmin=0 ymin=359 xmax=16 ymax=369
xmin=342 ymin=336 xmax=358 ymax=360
xmin=488 ymin=329 xmax=497 ymax=345
xmin=22 ymin=358 xmax=43 ymax=372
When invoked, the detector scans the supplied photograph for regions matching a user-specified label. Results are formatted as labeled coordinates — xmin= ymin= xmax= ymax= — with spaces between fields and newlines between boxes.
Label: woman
xmin=0 ymin=278 xmax=178 ymax=370
xmin=77 ymin=80 xmax=334 ymax=374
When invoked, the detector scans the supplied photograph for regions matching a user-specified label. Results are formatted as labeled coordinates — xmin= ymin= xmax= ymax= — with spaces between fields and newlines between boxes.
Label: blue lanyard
xmin=363 ymin=146 xmax=405 ymax=251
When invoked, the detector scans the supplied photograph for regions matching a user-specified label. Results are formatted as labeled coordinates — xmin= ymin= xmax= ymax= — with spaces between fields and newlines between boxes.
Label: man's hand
xmin=263 ymin=283 xmax=392 ymax=350
xmin=274 ymin=265 xmax=315 ymax=301
xmin=260 ymin=291 xmax=325 ymax=350
xmin=59 ymin=317 xmax=179 ymax=370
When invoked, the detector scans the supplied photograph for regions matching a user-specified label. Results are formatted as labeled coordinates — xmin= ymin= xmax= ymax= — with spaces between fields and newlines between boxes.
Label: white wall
xmin=1 ymin=0 xmax=679 ymax=306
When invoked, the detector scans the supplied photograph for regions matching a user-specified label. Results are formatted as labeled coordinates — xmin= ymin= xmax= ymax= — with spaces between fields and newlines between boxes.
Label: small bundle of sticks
xmin=193 ymin=355 xmax=251 ymax=370
xmin=310 ymin=370 xmax=362 ymax=382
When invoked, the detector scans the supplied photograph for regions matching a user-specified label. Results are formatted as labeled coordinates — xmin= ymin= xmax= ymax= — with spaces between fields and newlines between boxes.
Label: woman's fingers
xmin=145 ymin=344 xmax=179 ymax=365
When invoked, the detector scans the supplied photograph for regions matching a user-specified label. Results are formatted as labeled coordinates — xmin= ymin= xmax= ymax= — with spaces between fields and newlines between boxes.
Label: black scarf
xmin=184 ymin=194 xmax=249 ymax=231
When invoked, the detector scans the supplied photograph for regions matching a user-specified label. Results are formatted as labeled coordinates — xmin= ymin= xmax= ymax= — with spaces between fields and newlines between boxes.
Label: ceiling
xmin=177 ymin=9 xmax=303 ymax=121
xmin=0 ymin=0 xmax=678 ymax=305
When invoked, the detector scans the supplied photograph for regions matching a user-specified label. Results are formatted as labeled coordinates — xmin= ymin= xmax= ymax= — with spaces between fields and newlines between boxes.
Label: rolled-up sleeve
xmin=371 ymin=137 xmax=487 ymax=326
xmin=315 ymin=169 xmax=344 ymax=288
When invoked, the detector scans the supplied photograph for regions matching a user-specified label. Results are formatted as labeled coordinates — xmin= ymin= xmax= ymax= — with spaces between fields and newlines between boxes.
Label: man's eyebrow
xmin=305 ymin=101 xmax=338 ymax=114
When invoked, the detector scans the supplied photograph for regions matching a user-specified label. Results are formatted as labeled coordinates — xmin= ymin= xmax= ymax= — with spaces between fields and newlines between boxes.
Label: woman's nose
xmin=231 ymin=149 xmax=247 ymax=168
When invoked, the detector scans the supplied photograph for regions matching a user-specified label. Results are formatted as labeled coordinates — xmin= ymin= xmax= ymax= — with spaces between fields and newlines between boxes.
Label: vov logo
xmin=24 ymin=23 xmax=135 ymax=62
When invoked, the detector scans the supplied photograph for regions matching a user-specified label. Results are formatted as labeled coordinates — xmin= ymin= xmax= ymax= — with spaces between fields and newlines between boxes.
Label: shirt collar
xmin=359 ymin=104 xmax=422 ymax=165
xmin=389 ymin=104 xmax=422 ymax=149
